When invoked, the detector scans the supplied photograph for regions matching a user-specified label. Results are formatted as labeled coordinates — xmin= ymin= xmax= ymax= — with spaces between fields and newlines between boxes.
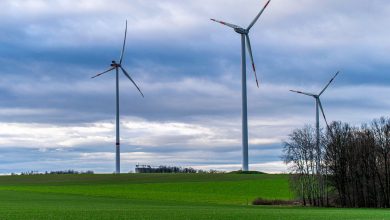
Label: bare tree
xmin=371 ymin=117 xmax=390 ymax=207
xmin=283 ymin=125 xmax=325 ymax=206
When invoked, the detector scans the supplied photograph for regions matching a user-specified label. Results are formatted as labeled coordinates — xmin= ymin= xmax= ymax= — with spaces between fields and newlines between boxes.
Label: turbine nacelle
xmin=110 ymin=61 xmax=121 ymax=67
xmin=234 ymin=28 xmax=248 ymax=35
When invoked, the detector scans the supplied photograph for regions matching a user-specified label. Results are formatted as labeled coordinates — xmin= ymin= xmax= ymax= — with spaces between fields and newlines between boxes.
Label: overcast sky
xmin=1 ymin=0 xmax=390 ymax=174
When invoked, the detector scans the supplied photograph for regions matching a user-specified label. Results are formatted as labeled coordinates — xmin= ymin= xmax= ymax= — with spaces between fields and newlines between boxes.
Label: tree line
xmin=15 ymin=170 xmax=94 ymax=175
xmin=283 ymin=117 xmax=390 ymax=208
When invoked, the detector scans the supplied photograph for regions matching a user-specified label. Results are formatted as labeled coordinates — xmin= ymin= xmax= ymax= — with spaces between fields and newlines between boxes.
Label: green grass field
xmin=0 ymin=173 xmax=388 ymax=219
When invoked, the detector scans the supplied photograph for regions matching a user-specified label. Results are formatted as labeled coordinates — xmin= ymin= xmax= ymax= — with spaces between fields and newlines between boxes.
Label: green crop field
xmin=0 ymin=173 xmax=388 ymax=220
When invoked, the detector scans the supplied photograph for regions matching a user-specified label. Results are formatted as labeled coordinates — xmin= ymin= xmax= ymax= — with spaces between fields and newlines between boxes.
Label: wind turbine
xmin=290 ymin=71 xmax=340 ymax=172
xmin=211 ymin=0 xmax=271 ymax=171
xmin=91 ymin=20 xmax=144 ymax=174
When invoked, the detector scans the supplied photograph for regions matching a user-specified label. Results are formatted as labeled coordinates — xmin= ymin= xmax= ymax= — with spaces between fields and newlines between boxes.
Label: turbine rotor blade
xmin=247 ymin=0 xmax=271 ymax=31
xmin=289 ymin=90 xmax=316 ymax=97
xmin=119 ymin=20 xmax=128 ymax=65
xmin=210 ymin=18 xmax=241 ymax=29
xmin=91 ymin=67 xmax=115 ymax=79
xmin=245 ymin=34 xmax=259 ymax=87
xmin=319 ymin=71 xmax=340 ymax=96
xmin=120 ymin=66 xmax=144 ymax=97
xmin=318 ymin=98 xmax=330 ymax=131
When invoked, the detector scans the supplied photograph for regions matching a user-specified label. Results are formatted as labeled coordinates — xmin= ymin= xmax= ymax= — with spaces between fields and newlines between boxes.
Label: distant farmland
xmin=0 ymin=173 xmax=389 ymax=220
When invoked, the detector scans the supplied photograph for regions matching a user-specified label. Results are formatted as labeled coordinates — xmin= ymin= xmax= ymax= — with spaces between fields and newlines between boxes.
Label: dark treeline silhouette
xmin=16 ymin=170 xmax=94 ymax=175
xmin=135 ymin=165 xmax=221 ymax=174
xmin=283 ymin=116 xmax=390 ymax=208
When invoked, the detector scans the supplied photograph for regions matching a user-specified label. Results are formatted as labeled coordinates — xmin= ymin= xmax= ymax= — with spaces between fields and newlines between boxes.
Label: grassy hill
xmin=0 ymin=173 xmax=389 ymax=219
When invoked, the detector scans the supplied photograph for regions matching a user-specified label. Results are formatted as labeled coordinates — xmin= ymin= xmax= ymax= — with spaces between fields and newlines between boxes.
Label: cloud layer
xmin=1 ymin=0 xmax=390 ymax=173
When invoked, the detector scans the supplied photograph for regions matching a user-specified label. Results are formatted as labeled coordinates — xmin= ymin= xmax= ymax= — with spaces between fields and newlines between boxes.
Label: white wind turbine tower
xmin=290 ymin=71 xmax=340 ymax=173
xmin=91 ymin=20 xmax=144 ymax=174
xmin=211 ymin=0 xmax=271 ymax=171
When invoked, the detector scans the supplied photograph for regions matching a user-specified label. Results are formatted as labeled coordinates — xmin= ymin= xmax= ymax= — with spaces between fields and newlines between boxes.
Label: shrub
xmin=252 ymin=198 xmax=300 ymax=206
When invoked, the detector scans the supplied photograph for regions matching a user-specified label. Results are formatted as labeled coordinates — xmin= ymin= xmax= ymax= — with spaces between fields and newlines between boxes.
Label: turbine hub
xmin=234 ymin=28 xmax=248 ymax=34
